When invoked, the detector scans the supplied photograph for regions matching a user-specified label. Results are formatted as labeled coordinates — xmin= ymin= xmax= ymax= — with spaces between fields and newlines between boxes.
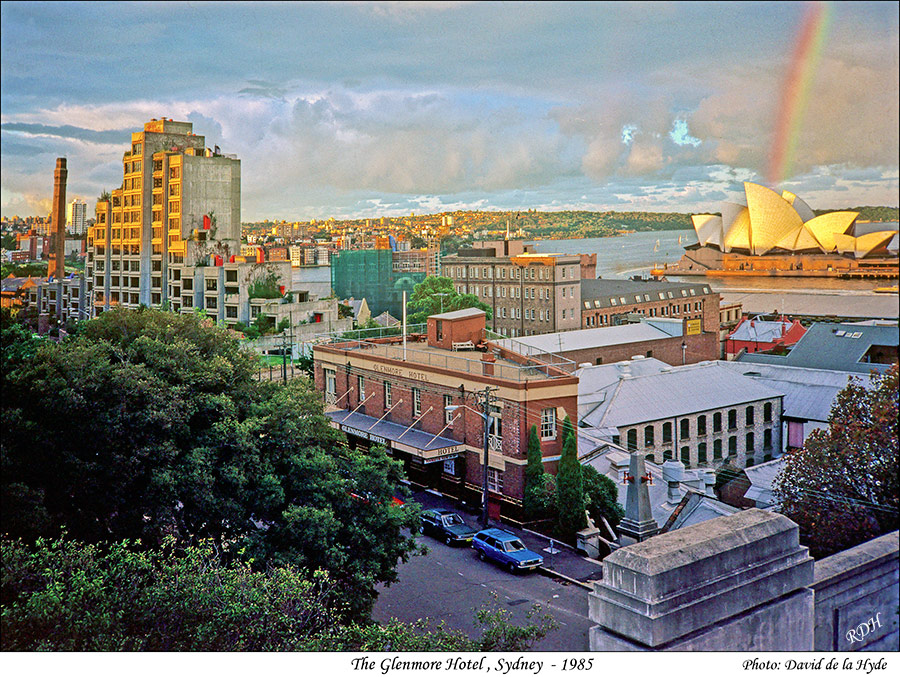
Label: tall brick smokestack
xmin=47 ymin=157 xmax=67 ymax=280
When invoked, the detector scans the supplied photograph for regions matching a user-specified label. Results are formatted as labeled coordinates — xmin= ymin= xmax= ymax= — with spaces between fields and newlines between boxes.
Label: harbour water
xmin=292 ymin=227 xmax=898 ymax=320
xmin=527 ymin=229 xmax=898 ymax=319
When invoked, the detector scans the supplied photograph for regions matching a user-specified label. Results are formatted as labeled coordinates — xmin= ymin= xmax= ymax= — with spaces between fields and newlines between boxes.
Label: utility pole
xmin=280 ymin=330 xmax=289 ymax=382
xmin=478 ymin=385 xmax=499 ymax=528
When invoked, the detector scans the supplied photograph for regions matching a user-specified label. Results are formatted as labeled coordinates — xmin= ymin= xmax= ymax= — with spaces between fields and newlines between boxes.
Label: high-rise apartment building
xmin=67 ymin=198 xmax=88 ymax=236
xmin=86 ymin=118 xmax=291 ymax=323
xmin=441 ymin=241 xmax=597 ymax=338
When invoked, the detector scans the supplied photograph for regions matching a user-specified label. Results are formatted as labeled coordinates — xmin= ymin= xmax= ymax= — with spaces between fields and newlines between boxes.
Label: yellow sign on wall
xmin=686 ymin=319 xmax=702 ymax=335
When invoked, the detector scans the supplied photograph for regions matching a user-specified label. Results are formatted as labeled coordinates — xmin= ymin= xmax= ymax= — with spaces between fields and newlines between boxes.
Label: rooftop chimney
xmin=47 ymin=158 xmax=67 ymax=280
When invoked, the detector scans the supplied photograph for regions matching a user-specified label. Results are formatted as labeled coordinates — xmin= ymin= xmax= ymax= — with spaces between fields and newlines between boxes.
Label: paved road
xmin=372 ymin=490 xmax=594 ymax=651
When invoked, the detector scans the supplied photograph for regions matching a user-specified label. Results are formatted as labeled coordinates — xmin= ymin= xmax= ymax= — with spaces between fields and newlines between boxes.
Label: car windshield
xmin=502 ymin=539 xmax=526 ymax=553
xmin=442 ymin=514 xmax=463 ymax=526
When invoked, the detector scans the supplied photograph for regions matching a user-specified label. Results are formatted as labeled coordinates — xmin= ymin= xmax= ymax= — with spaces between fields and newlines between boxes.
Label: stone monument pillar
xmin=617 ymin=452 xmax=658 ymax=544
xmin=589 ymin=509 xmax=815 ymax=651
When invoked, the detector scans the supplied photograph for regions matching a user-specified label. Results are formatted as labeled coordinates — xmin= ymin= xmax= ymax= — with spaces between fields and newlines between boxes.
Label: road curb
xmin=538 ymin=566 xmax=595 ymax=591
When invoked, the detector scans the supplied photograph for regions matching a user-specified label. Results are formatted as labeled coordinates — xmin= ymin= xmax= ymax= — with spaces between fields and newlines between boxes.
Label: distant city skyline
xmin=1 ymin=1 xmax=897 ymax=222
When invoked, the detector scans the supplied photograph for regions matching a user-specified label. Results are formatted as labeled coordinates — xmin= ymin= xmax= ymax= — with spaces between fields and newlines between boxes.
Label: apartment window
xmin=205 ymin=297 xmax=217 ymax=310
xmin=697 ymin=415 xmax=707 ymax=436
xmin=763 ymin=402 xmax=772 ymax=422
xmin=663 ymin=449 xmax=673 ymax=461
xmin=324 ymin=368 xmax=336 ymax=396
xmin=713 ymin=439 xmax=722 ymax=459
xmin=412 ymin=387 xmax=421 ymax=416
xmin=746 ymin=456 xmax=755 ymax=468
xmin=698 ymin=442 xmax=707 ymax=464
xmin=226 ymin=305 xmax=237 ymax=319
xmin=444 ymin=394 xmax=453 ymax=424
xmin=183 ymin=278 xmax=193 ymax=290
xmin=763 ymin=429 xmax=773 ymax=449
xmin=357 ymin=375 xmax=365 ymax=401
xmin=541 ymin=408 xmax=556 ymax=439
xmin=680 ymin=446 xmax=690 ymax=466
xmin=626 ymin=429 xmax=637 ymax=451
xmin=662 ymin=421 xmax=672 ymax=444
xmin=487 ymin=467 xmax=503 ymax=494
xmin=644 ymin=425 xmax=655 ymax=447
xmin=746 ymin=432 xmax=755 ymax=455
xmin=384 ymin=381 xmax=392 ymax=410
xmin=728 ymin=409 xmax=737 ymax=430
xmin=226 ymin=270 xmax=238 ymax=282
xmin=680 ymin=419 xmax=690 ymax=440
xmin=728 ymin=436 xmax=737 ymax=456
xmin=746 ymin=406 xmax=755 ymax=426
xmin=713 ymin=412 xmax=722 ymax=432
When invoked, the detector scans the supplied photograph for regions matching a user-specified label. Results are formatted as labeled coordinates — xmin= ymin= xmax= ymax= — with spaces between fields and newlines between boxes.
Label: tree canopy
xmin=1 ymin=535 xmax=556 ymax=651
xmin=407 ymin=276 xmax=492 ymax=324
xmin=1 ymin=307 xmax=419 ymax=621
xmin=555 ymin=416 xmax=586 ymax=540
xmin=774 ymin=365 xmax=898 ymax=558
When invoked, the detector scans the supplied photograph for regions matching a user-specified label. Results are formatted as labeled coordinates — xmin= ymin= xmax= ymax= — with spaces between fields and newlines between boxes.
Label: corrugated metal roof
xmin=728 ymin=319 xmax=790 ymax=343
xmin=495 ymin=323 xmax=670 ymax=354
xmin=430 ymin=307 xmax=486 ymax=320
xmin=739 ymin=322 xmax=898 ymax=374
xmin=718 ymin=361 xmax=873 ymax=423
xmin=582 ymin=362 xmax=783 ymax=428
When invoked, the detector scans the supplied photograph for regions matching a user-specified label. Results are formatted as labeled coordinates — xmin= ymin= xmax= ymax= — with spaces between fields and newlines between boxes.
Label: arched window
xmin=644 ymin=425 xmax=655 ymax=447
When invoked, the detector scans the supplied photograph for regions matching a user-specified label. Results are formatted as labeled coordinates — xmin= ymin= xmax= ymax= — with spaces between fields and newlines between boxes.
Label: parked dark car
xmin=471 ymin=528 xmax=544 ymax=573
xmin=419 ymin=508 xmax=478 ymax=545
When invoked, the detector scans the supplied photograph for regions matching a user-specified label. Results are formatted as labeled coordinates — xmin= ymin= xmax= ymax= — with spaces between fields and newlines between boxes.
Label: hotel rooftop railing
xmin=313 ymin=326 xmax=576 ymax=381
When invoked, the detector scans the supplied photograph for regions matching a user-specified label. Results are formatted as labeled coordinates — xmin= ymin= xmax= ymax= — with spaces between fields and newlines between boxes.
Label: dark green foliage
xmin=774 ymin=365 xmax=899 ymax=559
xmin=523 ymin=425 xmax=544 ymax=520
xmin=1 ymin=307 xmax=419 ymax=622
xmin=1 ymin=537 xmax=340 ymax=651
xmin=555 ymin=417 xmax=586 ymax=539
xmin=247 ymin=271 xmax=282 ymax=299
xmin=582 ymin=465 xmax=624 ymax=529
xmin=1 ymin=536 xmax=556 ymax=652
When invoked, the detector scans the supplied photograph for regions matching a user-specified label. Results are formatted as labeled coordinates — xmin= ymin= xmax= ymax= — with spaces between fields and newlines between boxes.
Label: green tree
xmin=523 ymin=425 xmax=545 ymax=520
xmin=774 ymin=365 xmax=898 ymax=558
xmin=407 ymin=276 xmax=492 ymax=323
xmin=2 ymin=535 xmax=558 ymax=652
xmin=555 ymin=416 xmax=586 ymax=539
xmin=1 ymin=307 xmax=419 ymax=621
xmin=582 ymin=465 xmax=624 ymax=529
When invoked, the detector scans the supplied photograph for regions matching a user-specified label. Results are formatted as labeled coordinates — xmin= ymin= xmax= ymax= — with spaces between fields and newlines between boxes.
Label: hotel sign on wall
xmin=686 ymin=319 xmax=702 ymax=335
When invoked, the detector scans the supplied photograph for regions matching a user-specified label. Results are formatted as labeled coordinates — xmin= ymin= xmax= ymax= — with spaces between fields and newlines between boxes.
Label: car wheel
xmin=507 ymin=562 xmax=517 ymax=574
xmin=478 ymin=550 xmax=486 ymax=561
xmin=445 ymin=535 xmax=453 ymax=546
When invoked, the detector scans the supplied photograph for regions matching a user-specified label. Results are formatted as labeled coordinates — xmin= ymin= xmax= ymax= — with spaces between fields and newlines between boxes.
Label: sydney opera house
xmin=662 ymin=183 xmax=898 ymax=279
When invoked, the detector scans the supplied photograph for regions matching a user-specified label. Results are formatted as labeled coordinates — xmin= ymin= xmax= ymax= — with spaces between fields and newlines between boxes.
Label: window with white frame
xmin=325 ymin=368 xmax=336 ymax=402
xmin=357 ymin=375 xmax=365 ymax=400
xmin=412 ymin=387 xmax=421 ymax=416
xmin=487 ymin=467 xmax=503 ymax=493
xmin=444 ymin=394 xmax=453 ymax=424
xmin=541 ymin=408 xmax=556 ymax=439
xmin=384 ymin=381 xmax=392 ymax=409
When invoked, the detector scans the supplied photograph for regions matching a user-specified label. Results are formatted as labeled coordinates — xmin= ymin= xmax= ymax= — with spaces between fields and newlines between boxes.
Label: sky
xmin=1 ymin=1 xmax=898 ymax=222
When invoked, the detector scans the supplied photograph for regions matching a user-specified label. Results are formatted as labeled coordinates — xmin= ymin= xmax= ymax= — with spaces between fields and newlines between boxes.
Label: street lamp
xmin=681 ymin=340 xmax=687 ymax=365
xmin=445 ymin=391 xmax=496 ymax=527
xmin=434 ymin=292 xmax=449 ymax=314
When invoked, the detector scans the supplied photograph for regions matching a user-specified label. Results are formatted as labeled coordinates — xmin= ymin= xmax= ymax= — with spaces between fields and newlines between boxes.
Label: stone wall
xmin=812 ymin=531 xmax=899 ymax=652
xmin=589 ymin=509 xmax=814 ymax=651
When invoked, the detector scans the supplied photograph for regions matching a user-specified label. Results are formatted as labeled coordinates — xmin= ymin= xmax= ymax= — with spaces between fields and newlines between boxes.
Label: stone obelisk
xmin=47 ymin=158 xmax=67 ymax=280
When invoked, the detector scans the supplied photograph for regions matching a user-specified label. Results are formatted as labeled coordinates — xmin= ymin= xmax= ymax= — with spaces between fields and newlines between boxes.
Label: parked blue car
xmin=471 ymin=528 xmax=544 ymax=573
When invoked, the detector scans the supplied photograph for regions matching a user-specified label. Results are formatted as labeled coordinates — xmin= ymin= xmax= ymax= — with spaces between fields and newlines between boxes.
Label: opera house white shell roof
xmin=691 ymin=183 xmax=898 ymax=258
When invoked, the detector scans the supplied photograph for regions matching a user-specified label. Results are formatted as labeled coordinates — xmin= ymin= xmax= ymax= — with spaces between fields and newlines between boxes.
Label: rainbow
xmin=767 ymin=1 xmax=833 ymax=187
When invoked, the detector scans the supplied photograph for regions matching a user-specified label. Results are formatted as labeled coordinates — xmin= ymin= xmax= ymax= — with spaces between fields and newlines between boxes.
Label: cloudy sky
xmin=1 ymin=1 xmax=897 ymax=221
